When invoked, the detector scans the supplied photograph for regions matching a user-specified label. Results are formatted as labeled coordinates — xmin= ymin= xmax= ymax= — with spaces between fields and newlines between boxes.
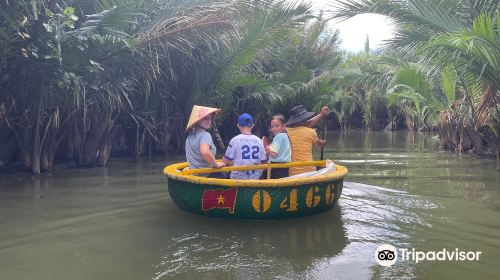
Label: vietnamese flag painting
xmin=202 ymin=188 xmax=238 ymax=213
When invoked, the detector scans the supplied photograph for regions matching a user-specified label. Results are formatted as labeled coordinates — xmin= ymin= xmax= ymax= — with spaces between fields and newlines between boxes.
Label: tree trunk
xmin=465 ymin=127 xmax=485 ymax=155
xmin=82 ymin=114 xmax=101 ymax=166
xmin=405 ymin=114 xmax=415 ymax=131
xmin=96 ymin=120 xmax=118 ymax=166
xmin=31 ymin=84 xmax=45 ymax=174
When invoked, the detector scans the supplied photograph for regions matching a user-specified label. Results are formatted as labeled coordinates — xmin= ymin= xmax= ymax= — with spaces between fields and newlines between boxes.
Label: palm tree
xmin=0 ymin=0 xmax=246 ymax=172
xmin=328 ymin=0 xmax=499 ymax=156
xmin=314 ymin=51 xmax=391 ymax=130
xmin=190 ymin=1 xmax=316 ymax=139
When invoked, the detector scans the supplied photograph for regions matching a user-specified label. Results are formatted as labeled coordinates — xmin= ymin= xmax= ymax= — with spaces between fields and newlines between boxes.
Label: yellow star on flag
xmin=217 ymin=194 xmax=225 ymax=205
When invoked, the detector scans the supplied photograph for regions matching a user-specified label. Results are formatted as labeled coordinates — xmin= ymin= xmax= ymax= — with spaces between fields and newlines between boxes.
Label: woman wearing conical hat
xmin=185 ymin=105 xmax=226 ymax=178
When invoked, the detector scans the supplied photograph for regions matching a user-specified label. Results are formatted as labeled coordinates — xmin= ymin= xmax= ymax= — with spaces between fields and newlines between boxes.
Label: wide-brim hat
xmin=286 ymin=105 xmax=316 ymax=126
xmin=186 ymin=105 xmax=221 ymax=131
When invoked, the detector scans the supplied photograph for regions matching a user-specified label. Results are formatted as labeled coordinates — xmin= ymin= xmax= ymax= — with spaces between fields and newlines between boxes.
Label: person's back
xmin=184 ymin=105 xmax=226 ymax=178
xmin=223 ymin=113 xmax=266 ymax=179
xmin=286 ymin=126 xmax=317 ymax=176
xmin=224 ymin=133 xmax=266 ymax=179
xmin=285 ymin=105 xmax=328 ymax=176
xmin=185 ymin=128 xmax=216 ymax=171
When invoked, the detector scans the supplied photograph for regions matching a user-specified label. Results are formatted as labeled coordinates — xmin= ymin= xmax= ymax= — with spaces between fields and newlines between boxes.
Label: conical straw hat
xmin=186 ymin=105 xmax=221 ymax=131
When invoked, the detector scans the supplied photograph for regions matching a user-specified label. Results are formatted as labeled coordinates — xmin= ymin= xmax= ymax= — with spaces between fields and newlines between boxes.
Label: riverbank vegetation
xmin=0 ymin=0 xmax=498 ymax=173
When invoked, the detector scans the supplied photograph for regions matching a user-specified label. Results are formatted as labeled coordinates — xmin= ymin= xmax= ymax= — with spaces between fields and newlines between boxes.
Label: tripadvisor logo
xmin=375 ymin=244 xmax=482 ymax=266
xmin=375 ymin=244 xmax=397 ymax=266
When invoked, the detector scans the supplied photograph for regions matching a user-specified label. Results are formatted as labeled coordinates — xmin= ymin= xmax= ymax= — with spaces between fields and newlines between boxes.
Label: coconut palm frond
xmin=138 ymin=3 xmax=238 ymax=58
xmin=420 ymin=12 xmax=500 ymax=91
xmin=440 ymin=66 xmax=457 ymax=104
xmin=0 ymin=10 xmax=22 ymax=70
xmin=210 ymin=1 xmax=313 ymax=105
xmin=426 ymin=14 xmax=500 ymax=72
xmin=391 ymin=65 xmax=449 ymax=112
xmin=455 ymin=0 xmax=499 ymax=25
xmin=329 ymin=0 xmax=464 ymax=32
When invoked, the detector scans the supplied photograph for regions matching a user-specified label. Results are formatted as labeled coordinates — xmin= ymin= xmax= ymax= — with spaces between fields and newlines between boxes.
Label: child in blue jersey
xmin=223 ymin=113 xmax=267 ymax=179
xmin=264 ymin=114 xmax=291 ymax=179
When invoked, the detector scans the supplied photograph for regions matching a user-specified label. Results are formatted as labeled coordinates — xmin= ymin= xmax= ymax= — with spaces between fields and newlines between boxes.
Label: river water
xmin=0 ymin=131 xmax=499 ymax=279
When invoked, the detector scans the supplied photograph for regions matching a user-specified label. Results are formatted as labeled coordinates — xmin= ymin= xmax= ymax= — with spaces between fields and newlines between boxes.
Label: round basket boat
xmin=163 ymin=160 xmax=348 ymax=219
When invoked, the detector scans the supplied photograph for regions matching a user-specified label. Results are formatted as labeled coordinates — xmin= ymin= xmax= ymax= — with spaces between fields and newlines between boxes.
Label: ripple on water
xmin=154 ymin=233 xmax=280 ymax=279
xmin=152 ymin=181 xmax=441 ymax=280
xmin=153 ymin=207 xmax=349 ymax=279
xmin=2 ymin=131 xmax=499 ymax=280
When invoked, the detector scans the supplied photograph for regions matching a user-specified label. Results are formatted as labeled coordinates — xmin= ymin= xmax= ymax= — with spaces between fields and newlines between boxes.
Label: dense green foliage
xmin=0 ymin=0 xmax=498 ymax=173
xmin=329 ymin=0 xmax=499 ymax=156
xmin=0 ymin=0 xmax=343 ymax=173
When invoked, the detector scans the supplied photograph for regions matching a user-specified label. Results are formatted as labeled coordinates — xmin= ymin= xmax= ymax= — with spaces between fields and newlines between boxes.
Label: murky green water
xmin=1 ymin=131 xmax=499 ymax=279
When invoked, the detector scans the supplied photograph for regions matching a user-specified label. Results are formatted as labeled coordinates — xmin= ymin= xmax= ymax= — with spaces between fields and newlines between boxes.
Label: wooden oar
xmin=182 ymin=160 xmax=327 ymax=175
xmin=320 ymin=118 xmax=327 ymax=160
xmin=266 ymin=160 xmax=271 ymax=179
xmin=263 ymin=136 xmax=271 ymax=179
xmin=211 ymin=119 xmax=225 ymax=150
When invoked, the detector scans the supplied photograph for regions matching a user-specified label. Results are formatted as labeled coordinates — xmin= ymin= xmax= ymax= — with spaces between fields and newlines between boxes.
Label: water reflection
xmin=154 ymin=209 xmax=348 ymax=279
xmin=1 ymin=131 xmax=500 ymax=280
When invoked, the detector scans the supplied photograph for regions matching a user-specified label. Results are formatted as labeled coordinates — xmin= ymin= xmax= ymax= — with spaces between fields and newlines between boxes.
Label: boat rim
xmin=164 ymin=161 xmax=348 ymax=188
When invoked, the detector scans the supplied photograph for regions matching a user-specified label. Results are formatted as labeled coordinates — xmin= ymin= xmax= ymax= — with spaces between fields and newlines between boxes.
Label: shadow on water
xmin=153 ymin=208 xmax=348 ymax=279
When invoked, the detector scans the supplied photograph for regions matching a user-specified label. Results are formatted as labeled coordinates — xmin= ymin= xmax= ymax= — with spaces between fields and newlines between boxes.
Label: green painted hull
xmin=167 ymin=178 xmax=344 ymax=219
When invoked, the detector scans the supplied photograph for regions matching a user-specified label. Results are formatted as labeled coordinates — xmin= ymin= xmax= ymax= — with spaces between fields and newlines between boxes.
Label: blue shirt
xmin=269 ymin=133 xmax=291 ymax=163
